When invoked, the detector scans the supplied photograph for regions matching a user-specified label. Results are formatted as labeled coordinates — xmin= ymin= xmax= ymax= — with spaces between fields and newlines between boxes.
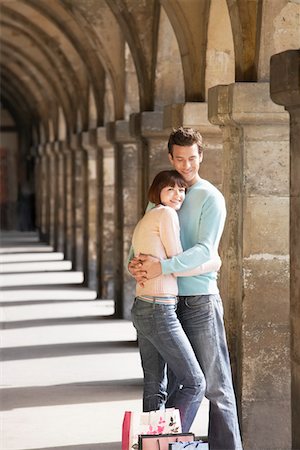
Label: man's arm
xmin=161 ymin=193 xmax=226 ymax=275
xmin=138 ymin=193 xmax=226 ymax=280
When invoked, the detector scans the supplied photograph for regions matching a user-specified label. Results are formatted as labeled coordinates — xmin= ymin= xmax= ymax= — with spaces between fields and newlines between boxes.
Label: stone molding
xmin=106 ymin=120 xmax=136 ymax=144
xmin=208 ymin=83 xmax=288 ymax=126
xmin=129 ymin=111 xmax=169 ymax=138
xmin=164 ymin=102 xmax=221 ymax=137
xmin=270 ymin=50 xmax=300 ymax=108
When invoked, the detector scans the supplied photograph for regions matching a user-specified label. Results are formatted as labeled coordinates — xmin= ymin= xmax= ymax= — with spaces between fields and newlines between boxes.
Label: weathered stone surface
xmin=243 ymin=258 xmax=289 ymax=327
xmin=242 ymin=399 xmax=291 ymax=450
xmin=1 ymin=3 xmax=299 ymax=449
xmin=208 ymin=82 xmax=291 ymax=449
xmin=243 ymin=196 xmax=289 ymax=256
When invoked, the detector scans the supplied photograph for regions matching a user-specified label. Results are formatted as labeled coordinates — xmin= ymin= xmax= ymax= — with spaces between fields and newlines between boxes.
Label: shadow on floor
xmin=0 ymin=379 xmax=143 ymax=410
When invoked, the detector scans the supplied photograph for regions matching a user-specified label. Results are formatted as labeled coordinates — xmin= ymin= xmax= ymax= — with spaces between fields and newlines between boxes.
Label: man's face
xmin=168 ymin=143 xmax=202 ymax=187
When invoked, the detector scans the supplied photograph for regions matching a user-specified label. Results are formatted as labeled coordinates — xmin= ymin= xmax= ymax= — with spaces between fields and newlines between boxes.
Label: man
xmin=129 ymin=127 xmax=243 ymax=450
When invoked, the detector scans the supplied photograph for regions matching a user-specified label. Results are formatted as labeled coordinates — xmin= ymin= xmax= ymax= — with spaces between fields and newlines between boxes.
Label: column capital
xmin=208 ymin=83 xmax=288 ymax=127
xmin=106 ymin=120 xmax=135 ymax=144
xmin=69 ymin=132 xmax=82 ymax=150
xmin=53 ymin=141 xmax=63 ymax=156
xmin=96 ymin=126 xmax=111 ymax=148
xmin=270 ymin=50 xmax=300 ymax=109
xmin=82 ymin=129 xmax=97 ymax=152
xmin=163 ymin=102 xmax=221 ymax=137
xmin=37 ymin=144 xmax=46 ymax=157
xmin=130 ymin=111 xmax=169 ymax=138
xmin=45 ymin=142 xmax=55 ymax=156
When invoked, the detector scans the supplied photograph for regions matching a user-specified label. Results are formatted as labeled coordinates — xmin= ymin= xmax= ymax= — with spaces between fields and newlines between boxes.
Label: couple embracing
xmin=128 ymin=127 xmax=243 ymax=450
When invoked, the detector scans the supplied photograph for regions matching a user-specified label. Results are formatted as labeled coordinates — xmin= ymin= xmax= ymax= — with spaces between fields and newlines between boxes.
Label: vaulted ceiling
xmin=1 ymin=0 xmax=297 ymax=143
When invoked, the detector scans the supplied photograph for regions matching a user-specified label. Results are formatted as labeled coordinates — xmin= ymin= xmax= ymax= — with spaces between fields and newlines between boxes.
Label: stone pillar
xmin=96 ymin=127 xmax=114 ymax=300
xmin=50 ymin=141 xmax=61 ymax=251
xmin=70 ymin=133 xmax=88 ymax=277
xmin=63 ymin=143 xmax=75 ymax=262
xmin=131 ymin=111 xmax=169 ymax=190
xmin=164 ymin=102 xmax=223 ymax=190
xmin=209 ymin=82 xmax=290 ymax=449
xmin=34 ymin=147 xmax=42 ymax=231
xmin=130 ymin=111 xmax=170 ymax=214
xmin=45 ymin=142 xmax=57 ymax=248
xmin=55 ymin=141 xmax=66 ymax=254
xmin=107 ymin=121 xmax=138 ymax=319
xmin=270 ymin=49 xmax=300 ymax=450
xmin=38 ymin=144 xmax=50 ymax=242
xmin=82 ymin=130 xmax=102 ymax=292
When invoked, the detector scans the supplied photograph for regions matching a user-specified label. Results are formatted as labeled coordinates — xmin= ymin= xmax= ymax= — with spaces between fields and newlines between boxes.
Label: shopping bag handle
xmin=156 ymin=437 xmax=179 ymax=449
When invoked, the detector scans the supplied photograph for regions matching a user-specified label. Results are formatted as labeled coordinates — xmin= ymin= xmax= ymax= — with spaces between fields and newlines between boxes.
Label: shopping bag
xmin=138 ymin=433 xmax=195 ymax=450
xmin=122 ymin=409 xmax=182 ymax=450
xmin=168 ymin=441 xmax=208 ymax=449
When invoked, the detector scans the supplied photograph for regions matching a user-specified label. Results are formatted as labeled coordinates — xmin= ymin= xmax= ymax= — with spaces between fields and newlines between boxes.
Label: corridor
xmin=0 ymin=232 xmax=208 ymax=450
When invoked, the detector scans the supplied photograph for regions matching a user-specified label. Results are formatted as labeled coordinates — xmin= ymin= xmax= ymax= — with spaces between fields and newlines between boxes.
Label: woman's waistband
xmin=136 ymin=295 xmax=178 ymax=305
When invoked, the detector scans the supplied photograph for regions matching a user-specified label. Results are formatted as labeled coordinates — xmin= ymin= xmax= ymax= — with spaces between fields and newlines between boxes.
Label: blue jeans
xmin=166 ymin=294 xmax=243 ymax=450
xmin=131 ymin=297 xmax=206 ymax=432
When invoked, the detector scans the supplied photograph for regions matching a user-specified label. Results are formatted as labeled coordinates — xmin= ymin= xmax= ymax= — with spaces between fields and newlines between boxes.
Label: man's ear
xmin=199 ymin=151 xmax=203 ymax=163
xmin=168 ymin=153 xmax=174 ymax=166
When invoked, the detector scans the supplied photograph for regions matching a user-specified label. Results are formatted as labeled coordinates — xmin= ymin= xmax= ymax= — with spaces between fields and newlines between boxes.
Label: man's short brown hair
xmin=148 ymin=170 xmax=187 ymax=205
xmin=168 ymin=127 xmax=203 ymax=156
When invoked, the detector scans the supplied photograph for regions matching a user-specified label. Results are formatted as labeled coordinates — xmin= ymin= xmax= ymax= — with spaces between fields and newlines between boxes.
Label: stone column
xmin=63 ymin=143 xmax=75 ymax=262
xmin=50 ymin=141 xmax=61 ymax=251
xmin=107 ymin=121 xmax=138 ymax=319
xmin=82 ymin=130 xmax=101 ymax=292
xmin=209 ymin=82 xmax=290 ymax=449
xmin=70 ymin=133 xmax=88 ymax=276
xmin=96 ymin=127 xmax=114 ymax=300
xmin=55 ymin=141 xmax=66 ymax=254
xmin=34 ymin=146 xmax=42 ymax=232
xmin=130 ymin=111 xmax=171 ymax=196
xmin=164 ymin=102 xmax=223 ymax=190
xmin=38 ymin=144 xmax=50 ymax=242
xmin=130 ymin=111 xmax=170 ymax=214
xmin=270 ymin=49 xmax=300 ymax=450
xmin=45 ymin=142 xmax=57 ymax=249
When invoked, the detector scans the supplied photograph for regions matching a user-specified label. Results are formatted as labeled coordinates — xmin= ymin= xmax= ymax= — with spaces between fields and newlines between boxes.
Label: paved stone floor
xmin=0 ymin=232 xmax=208 ymax=450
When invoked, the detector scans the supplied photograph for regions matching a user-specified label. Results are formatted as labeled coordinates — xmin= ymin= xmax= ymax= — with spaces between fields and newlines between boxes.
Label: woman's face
xmin=160 ymin=183 xmax=186 ymax=210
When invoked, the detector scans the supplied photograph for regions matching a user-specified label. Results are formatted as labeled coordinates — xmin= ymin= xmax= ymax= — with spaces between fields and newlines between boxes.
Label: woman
xmin=130 ymin=170 xmax=220 ymax=432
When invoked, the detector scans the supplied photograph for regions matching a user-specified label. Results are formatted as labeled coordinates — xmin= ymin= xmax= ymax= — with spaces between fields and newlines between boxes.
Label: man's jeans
xmin=167 ymin=294 xmax=243 ymax=450
xmin=131 ymin=297 xmax=206 ymax=432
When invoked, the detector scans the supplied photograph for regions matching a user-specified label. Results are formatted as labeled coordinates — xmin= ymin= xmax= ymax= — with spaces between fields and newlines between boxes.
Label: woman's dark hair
xmin=168 ymin=127 xmax=203 ymax=156
xmin=148 ymin=170 xmax=187 ymax=205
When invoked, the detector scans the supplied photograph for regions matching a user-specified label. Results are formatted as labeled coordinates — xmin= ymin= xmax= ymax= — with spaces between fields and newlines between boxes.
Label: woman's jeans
xmin=131 ymin=297 xmax=206 ymax=432
xmin=167 ymin=294 xmax=243 ymax=450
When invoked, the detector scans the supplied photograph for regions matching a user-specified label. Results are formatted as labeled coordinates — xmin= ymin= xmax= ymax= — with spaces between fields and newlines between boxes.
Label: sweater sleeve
xmin=161 ymin=193 xmax=226 ymax=275
xmin=174 ymin=254 xmax=221 ymax=277
xmin=126 ymin=201 xmax=155 ymax=269
xmin=159 ymin=208 xmax=183 ymax=258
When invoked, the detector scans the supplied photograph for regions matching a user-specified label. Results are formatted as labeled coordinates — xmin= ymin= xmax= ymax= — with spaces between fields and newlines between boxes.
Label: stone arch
xmin=60 ymin=0 xmax=125 ymax=121
xmin=226 ymin=0 xmax=263 ymax=81
xmin=88 ymin=86 xmax=98 ymax=130
xmin=58 ymin=106 xmax=67 ymax=142
xmin=154 ymin=4 xmax=184 ymax=109
xmin=205 ymin=0 xmax=235 ymax=98
xmin=0 ymin=64 xmax=49 ymax=138
xmin=0 ymin=1 xmax=87 ymax=133
xmin=160 ymin=0 xmax=211 ymax=101
xmin=106 ymin=0 xmax=160 ymax=111
xmin=124 ymin=43 xmax=140 ymax=121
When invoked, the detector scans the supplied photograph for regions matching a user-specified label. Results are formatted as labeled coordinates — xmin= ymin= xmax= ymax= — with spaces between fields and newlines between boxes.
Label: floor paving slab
xmin=0 ymin=233 xmax=208 ymax=450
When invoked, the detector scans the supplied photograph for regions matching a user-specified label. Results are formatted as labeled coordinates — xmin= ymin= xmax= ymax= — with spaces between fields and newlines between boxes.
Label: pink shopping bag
xmin=122 ymin=409 xmax=182 ymax=450
xmin=138 ymin=433 xmax=195 ymax=450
